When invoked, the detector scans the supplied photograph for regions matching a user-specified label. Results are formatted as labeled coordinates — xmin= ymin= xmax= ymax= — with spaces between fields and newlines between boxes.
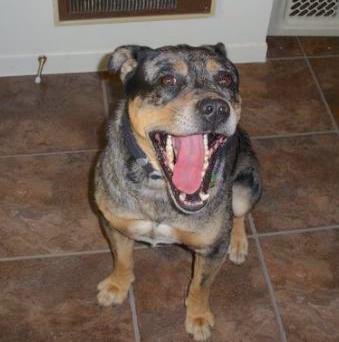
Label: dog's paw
xmin=185 ymin=311 xmax=215 ymax=341
xmin=228 ymin=235 xmax=248 ymax=265
xmin=97 ymin=275 xmax=132 ymax=306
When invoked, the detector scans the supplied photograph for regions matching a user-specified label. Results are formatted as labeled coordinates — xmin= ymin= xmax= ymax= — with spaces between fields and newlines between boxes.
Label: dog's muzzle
xmin=198 ymin=98 xmax=230 ymax=127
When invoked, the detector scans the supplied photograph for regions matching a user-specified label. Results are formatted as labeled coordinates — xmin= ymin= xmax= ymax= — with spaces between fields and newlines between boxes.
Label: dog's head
xmin=109 ymin=44 xmax=241 ymax=214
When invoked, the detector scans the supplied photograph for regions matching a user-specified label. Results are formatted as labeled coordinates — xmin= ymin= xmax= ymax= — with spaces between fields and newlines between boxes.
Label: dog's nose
xmin=199 ymin=98 xmax=230 ymax=121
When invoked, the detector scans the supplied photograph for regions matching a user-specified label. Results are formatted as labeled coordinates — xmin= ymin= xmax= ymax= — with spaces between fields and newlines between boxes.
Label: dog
xmin=94 ymin=43 xmax=262 ymax=341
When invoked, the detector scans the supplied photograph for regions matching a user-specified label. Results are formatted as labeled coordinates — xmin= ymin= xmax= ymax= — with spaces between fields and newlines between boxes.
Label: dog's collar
xmin=122 ymin=113 xmax=162 ymax=181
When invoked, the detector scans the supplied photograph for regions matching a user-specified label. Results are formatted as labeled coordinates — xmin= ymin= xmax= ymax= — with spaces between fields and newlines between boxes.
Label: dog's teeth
xmin=204 ymin=134 xmax=209 ymax=159
xmin=203 ymin=134 xmax=208 ymax=149
xmin=166 ymin=135 xmax=174 ymax=165
xmin=179 ymin=193 xmax=186 ymax=202
xmin=204 ymin=151 xmax=209 ymax=162
xmin=203 ymin=160 xmax=209 ymax=171
xmin=199 ymin=191 xmax=210 ymax=201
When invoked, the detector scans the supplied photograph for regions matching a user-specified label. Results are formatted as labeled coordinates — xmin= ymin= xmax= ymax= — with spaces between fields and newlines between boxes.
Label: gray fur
xmin=95 ymin=44 xmax=262 ymax=253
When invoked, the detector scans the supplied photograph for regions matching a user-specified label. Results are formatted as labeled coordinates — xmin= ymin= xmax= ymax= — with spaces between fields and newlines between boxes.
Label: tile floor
xmin=0 ymin=37 xmax=338 ymax=341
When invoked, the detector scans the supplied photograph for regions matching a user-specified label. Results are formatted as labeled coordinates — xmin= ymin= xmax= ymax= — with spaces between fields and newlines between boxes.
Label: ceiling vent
xmin=56 ymin=0 xmax=214 ymax=23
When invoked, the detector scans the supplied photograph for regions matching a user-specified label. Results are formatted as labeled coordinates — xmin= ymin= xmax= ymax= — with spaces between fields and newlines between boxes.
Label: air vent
xmin=57 ymin=0 xmax=213 ymax=21
xmin=269 ymin=0 xmax=339 ymax=35
xmin=289 ymin=0 xmax=338 ymax=17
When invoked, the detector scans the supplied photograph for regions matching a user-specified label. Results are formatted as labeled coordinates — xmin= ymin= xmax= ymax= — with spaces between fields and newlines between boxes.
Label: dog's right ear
xmin=108 ymin=45 xmax=150 ymax=83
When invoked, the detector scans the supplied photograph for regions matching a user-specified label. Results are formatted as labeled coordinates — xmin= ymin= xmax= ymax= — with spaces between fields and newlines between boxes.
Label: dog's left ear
xmin=213 ymin=42 xmax=227 ymax=58
xmin=108 ymin=45 xmax=151 ymax=83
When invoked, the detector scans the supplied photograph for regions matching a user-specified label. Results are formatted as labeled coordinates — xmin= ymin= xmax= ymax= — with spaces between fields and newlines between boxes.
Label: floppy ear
xmin=214 ymin=42 xmax=227 ymax=58
xmin=108 ymin=45 xmax=150 ymax=83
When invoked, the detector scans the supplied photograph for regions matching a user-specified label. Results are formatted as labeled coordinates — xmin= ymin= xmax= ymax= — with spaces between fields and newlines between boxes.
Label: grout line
xmin=0 ymin=244 xmax=174 ymax=263
xmin=307 ymin=54 xmax=339 ymax=59
xmin=0 ymin=130 xmax=336 ymax=161
xmin=249 ymin=214 xmax=288 ymax=342
xmin=0 ymin=148 xmax=101 ymax=159
xmin=257 ymin=224 xmax=339 ymax=238
xmin=266 ymin=56 xmax=305 ymax=61
xmin=0 ymin=248 xmax=111 ymax=262
xmin=129 ymin=286 xmax=141 ymax=342
xmin=296 ymin=37 xmax=339 ymax=133
xmin=267 ymin=54 xmax=339 ymax=62
xmin=252 ymin=130 xmax=337 ymax=140
xmin=1 ymin=223 xmax=335 ymax=262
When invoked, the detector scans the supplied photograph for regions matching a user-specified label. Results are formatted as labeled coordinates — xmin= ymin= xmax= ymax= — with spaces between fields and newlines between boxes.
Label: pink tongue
xmin=172 ymin=135 xmax=205 ymax=194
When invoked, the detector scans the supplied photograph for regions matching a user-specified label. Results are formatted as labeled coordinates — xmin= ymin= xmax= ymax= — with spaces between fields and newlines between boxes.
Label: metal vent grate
xmin=69 ymin=0 xmax=177 ymax=14
xmin=289 ymin=0 xmax=338 ymax=17
xmin=57 ymin=0 xmax=212 ymax=21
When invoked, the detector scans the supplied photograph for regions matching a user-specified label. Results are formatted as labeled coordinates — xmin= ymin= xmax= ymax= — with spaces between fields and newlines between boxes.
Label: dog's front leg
xmin=185 ymin=241 xmax=227 ymax=341
xmin=97 ymin=217 xmax=135 ymax=306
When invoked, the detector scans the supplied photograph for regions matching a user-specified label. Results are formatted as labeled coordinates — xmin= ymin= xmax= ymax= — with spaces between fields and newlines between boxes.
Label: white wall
xmin=0 ymin=0 xmax=273 ymax=76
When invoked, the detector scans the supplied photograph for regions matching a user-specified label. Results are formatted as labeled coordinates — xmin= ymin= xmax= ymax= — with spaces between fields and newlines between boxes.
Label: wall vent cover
xmin=289 ymin=0 xmax=338 ymax=17
xmin=269 ymin=0 xmax=339 ymax=35
xmin=57 ymin=0 xmax=213 ymax=21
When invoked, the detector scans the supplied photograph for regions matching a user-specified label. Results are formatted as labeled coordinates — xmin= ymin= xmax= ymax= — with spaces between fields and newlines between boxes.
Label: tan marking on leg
xmin=185 ymin=253 xmax=225 ymax=341
xmin=95 ymin=189 xmax=137 ymax=306
xmin=97 ymin=229 xmax=135 ymax=306
xmin=228 ymin=216 xmax=248 ymax=265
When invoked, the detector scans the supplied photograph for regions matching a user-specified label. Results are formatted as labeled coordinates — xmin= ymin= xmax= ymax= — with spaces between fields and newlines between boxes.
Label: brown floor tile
xmin=133 ymin=245 xmax=280 ymax=341
xmin=266 ymin=36 xmax=303 ymax=58
xmin=253 ymin=134 xmax=339 ymax=232
xmin=260 ymin=230 xmax=339 ymax=342
xmin=237 ymin=60 xmax=332 ymax=136
xmin=310 ymin=57 xmax=339 ymax=126
xmin=0 ymin=73 xmax=106 ymax=155
xmin=299 ymin=36 xmax=339 ymax=56
xmin=0 ymin=253 xmax=134 ymax=342
xmin=0 ymin=152 xmax=106 ymax=257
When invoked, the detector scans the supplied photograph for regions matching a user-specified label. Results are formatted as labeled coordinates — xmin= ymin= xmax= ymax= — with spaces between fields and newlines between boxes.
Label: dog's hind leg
xmin=97 ymin=216 xmax=135 ymax=306
xmin=228 ymin=131 xmax=262 ymax=264
xmin=229 ymin=162 xmax=262 ymax=264
xmin=185 ymin=243 xmax=227 ymax=341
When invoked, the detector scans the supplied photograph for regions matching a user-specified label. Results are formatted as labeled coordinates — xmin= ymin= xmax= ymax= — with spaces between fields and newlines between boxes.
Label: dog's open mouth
xmin=150 ymin=132 xmax=227 ymax=213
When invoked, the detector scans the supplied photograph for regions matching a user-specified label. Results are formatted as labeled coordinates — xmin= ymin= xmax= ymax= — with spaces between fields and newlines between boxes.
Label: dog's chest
xmin=128 ymin=220 xmax=178 ymax=246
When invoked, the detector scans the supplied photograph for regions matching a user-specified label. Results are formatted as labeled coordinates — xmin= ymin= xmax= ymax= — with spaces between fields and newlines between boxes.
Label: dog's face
xmin=110 ymin=44 xmax=241 ymax=214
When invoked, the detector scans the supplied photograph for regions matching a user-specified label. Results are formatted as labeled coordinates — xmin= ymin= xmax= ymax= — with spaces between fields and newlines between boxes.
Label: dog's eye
xmin=161 ymin=75 xmax=177 ymax=87
xmin=217 ymin=71 xmax=232 ymax=87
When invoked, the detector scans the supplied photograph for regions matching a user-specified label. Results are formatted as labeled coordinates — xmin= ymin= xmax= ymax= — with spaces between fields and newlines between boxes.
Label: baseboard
xmin=0 ymin=42 xmax=267 ymax=77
